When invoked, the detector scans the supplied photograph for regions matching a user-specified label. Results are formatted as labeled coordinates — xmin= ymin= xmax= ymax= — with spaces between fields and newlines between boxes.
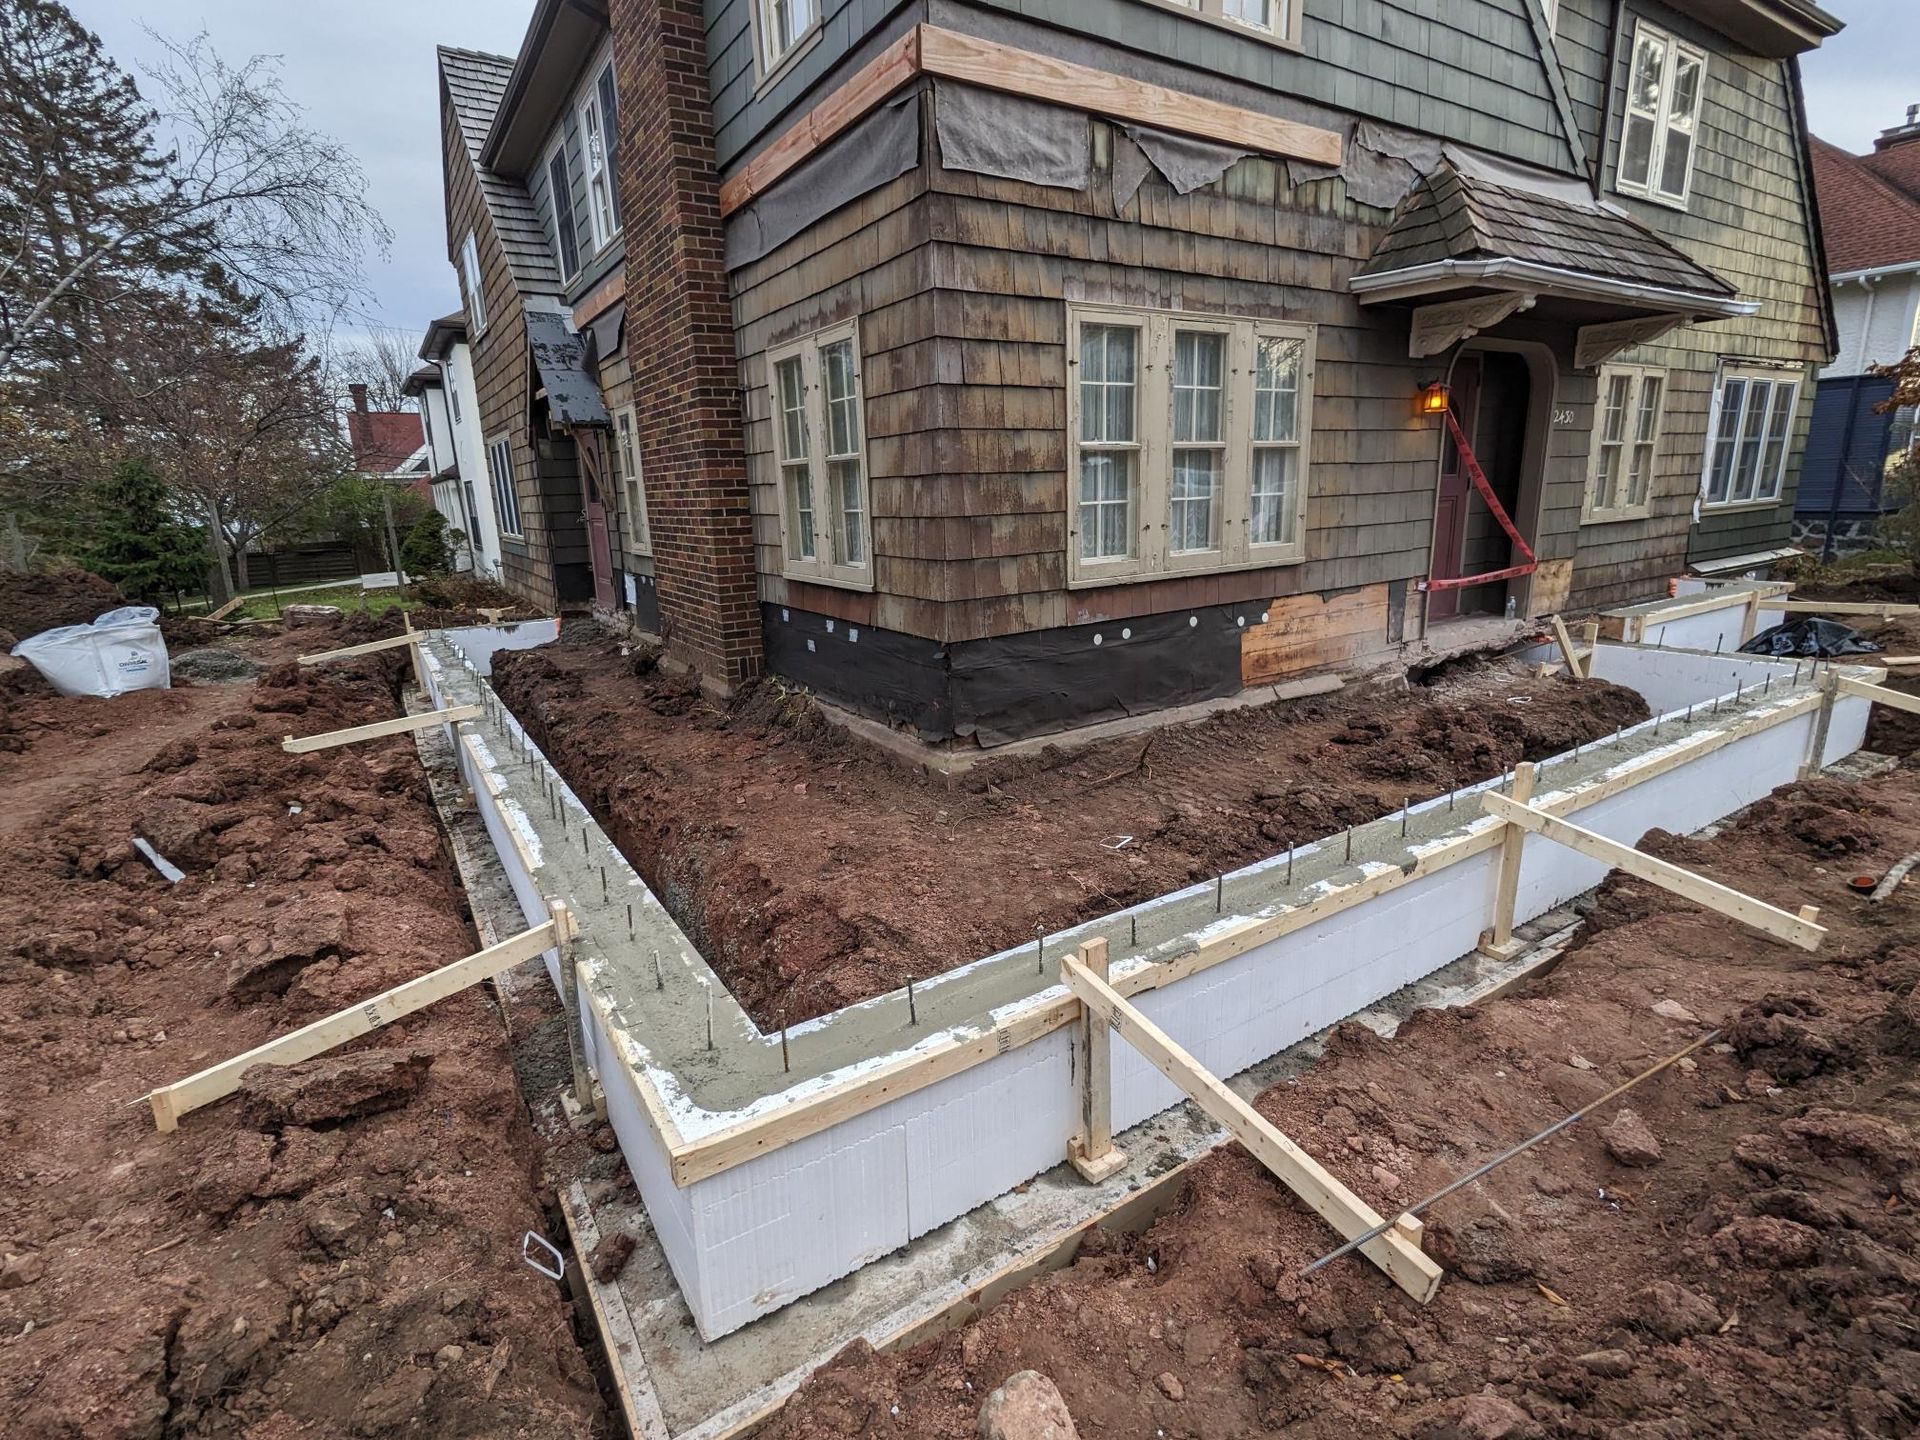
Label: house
xmin=434 ymin=0 xmax=1840 ymax=744
xmin=344 ymin=382 xmax=429 ymax=496
xmin=1798 ymin=108 xmax=1920 ymax=556
xmin=411 ymin=313 xmax=506 ymax=579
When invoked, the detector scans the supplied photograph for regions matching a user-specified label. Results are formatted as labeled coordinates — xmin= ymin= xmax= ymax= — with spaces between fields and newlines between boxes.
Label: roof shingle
xmin=437 ymin=46 xmax=561 ymax=293
xmin=1810 ymin=135 xmax=1920 ymax=275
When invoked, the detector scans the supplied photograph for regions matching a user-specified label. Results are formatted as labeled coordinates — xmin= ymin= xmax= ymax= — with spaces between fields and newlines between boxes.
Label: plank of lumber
xmin=1062 ymin=956 xmax=1441 ymax=1304
xmin=1482 ymin=793 xmax=1824 ymax=951
xmin=718 ymin=29 xmax=921 ymax=215
xmin=1778 ymin=600 xmax=1920 ymax=617
xmin=146 ymin=916 xmax=565 ymax=1132
xmin=1069 ymin=938 xmax=1124 ymax=1183
xmin=1549 ymin=615 xmax=1586 ymax=679
xmin=297 ymin=630 xmax=424 ymax=665
xmin=916 ymin=27 xmax=1343 ymax=166
xmin=1840 ymin=675 xmax=1920 ymax=717
xmin=281 ymin=703 xmax=481 ymax=753
xmin=207 ymin=596 xmax=244 ymax=622
xmin=1483 ymin=762 xmax=1535 ymax=955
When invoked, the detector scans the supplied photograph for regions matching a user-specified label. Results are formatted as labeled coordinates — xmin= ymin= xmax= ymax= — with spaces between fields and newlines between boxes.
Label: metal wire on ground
xmin=1298 ymin=1027 xmax=1724 ymax=1279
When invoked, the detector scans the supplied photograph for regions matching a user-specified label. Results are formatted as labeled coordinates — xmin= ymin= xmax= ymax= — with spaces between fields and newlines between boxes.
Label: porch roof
xmin=525 ymin=310 xmax=610 ymax=429
xmin=1350 ymin=166 xmax=1755 ymax=320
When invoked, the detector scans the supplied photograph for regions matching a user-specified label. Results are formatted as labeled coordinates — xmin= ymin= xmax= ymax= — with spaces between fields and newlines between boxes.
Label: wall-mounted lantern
xmin=1415 ymin=380 xmax=1451 ymax=417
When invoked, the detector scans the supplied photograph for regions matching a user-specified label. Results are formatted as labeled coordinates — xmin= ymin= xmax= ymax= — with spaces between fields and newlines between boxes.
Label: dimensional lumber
xmin=1778 ymin=600 xmax=1920 ymax=617
xmin=1062 ymin=955 xmax=1442 ymax=1304
xmin=207 ymin=596 xmax=244 ymax=621
xmin=297 ymin=630 xmax=425 ymax=665
xmin=1481 ymin=792 xmax=1825 ymax=950
xmin=281 ymin=704 xmax=482 ymax=753
xmin=146 ymin=914 xmax=567 ymax=1132
xmin=1482 ymin=762 xmax=1536 ymax=957
xmin=1839 ymin=675 xmax=1920 ymax=717
xmin=1550 ymin=615 xmax=1586 ymax=679
xmin=1068 ymin=937 xmax=1125 ymax=1183
xmin=917 ymin=27 xmax=1344 ymax=167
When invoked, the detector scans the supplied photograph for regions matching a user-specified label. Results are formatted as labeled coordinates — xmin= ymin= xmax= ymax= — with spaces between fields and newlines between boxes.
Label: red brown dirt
xmin=762 ymin=739 xmax=1920 ymax=1439
xmin=491 ymin=629 xmax=1649 ymax=1028
xmin=0 ymin=567 xmax=126 ymax=646
xmin=0 ymin=623 xmax=607 ymax=1438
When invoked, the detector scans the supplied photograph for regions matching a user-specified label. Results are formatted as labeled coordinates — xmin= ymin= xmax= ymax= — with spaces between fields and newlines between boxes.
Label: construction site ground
xmin=491 ymin=628 xmax=1650 ymax=1028
xmin=0 ymin=589 xmax=611 ymax=1438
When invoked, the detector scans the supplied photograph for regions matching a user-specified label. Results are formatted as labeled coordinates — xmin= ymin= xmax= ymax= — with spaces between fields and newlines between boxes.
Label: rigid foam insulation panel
xmin=1638 ymin=603 xmax=1786 ymax=655
xmin=424 ymin=632 xmax=1872 ymax=1339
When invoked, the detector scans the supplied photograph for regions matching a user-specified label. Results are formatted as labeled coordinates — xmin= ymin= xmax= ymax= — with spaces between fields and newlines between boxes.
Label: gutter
xmin=1349 ymin=257 xmax=1760 ymax=318
xmin=1831 ymin=259 xmax=1920 ymax=285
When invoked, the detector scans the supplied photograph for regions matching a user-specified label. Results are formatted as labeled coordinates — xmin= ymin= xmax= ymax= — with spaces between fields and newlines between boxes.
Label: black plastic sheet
xmin=1739 ymin=617 xmax=1883 ymax=658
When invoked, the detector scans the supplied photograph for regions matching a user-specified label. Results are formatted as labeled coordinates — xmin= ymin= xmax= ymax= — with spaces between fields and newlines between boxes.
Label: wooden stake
xmin=552 ymin=900 xmax=596 ymax=1120
xmin=1482 ymin=792 xmax=1825 ymax=950
xmin=296 ymin=630 xmax=424 ymax=666
xmin=1481 ymin=761 xmax=1535 ymax=959
xmin=1550 ymin=615 xmax=1586 ymax=680
xmin=281 ymin=704 xmax=481 ymax=753
xmin=1068 ymin=938 xmax=1125 ymax=1184
xmin=1800 ymin=669 xmax=1839 ymax=781
xmin=1063 ymin=955 xmax=1440 ymax=1304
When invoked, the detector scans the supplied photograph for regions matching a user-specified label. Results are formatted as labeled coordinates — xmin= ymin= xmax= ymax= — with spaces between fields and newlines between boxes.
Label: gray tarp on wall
xmin=1288 ymin=119 xmax=1442 ymax=209
xmin=1119 ymin=123 xmax=1249 ymax=206
xmin=724 ymin=93 xmax=920 ymax=272
xmin=933 ymin=81 xmax=1090 ymax=191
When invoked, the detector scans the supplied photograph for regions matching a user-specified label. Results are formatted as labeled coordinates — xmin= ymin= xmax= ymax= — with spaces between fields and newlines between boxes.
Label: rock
xmin=1427 ymin=1201 xmax=1540 ymax=1283
xmin=1568 ymin=1054 xmax=1596 ymax=1071
xmin=171 ymin=649 xmax=261 ymax=683
xmin=189 ymin=1129 xmax=276 ymax=1215
xmin=1418 ymin=1393 xmax=1535 ymax=1439
xmin=223 ymin=896 xmax=354 ymax=1001
xmin=1371 ymin=1164 xmax=1403 ymax=1194
xmin=1711 ymin=1216 xmax=1821 ymax=1269
xmin=1625 ymin=1281 xmax=1722 ymax=1342
xmin=1651 ymin=999 xmax=1700 ymax=1024
xmin=1576 ymin=1349 xmax=1635 ymax=1379
xmin=1154 ymin=1372 xmax=1184 ymax=1401
xmin=435 ymin=1344 xmax=464 ymax=1366
xmin=978 ymin=1370 xmax=1078 ymax=1440
xmin=239 ymin=1048 xmax=433 ymax=1128
xmin=281 ymin=604 xmax=344 ymax=627
xmin=303 ymin=1182 xmax=374 ymax=1258
xmin=588 ymin=1230 xmax=635 ymax=1284
xmin=0 ymin=1252 xmax=46 ymax=1289
xmin=1601 ymin=1109 xmax=1663 ymax=1167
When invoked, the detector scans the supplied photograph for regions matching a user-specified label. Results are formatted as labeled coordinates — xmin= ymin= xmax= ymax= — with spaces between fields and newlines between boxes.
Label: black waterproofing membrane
xmin=1740 ymin=617 xmax=1884 ymax=658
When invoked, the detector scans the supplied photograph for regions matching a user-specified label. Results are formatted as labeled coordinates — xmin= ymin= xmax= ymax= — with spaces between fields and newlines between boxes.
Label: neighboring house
xmin=403 ymin=361 xmax=478 ymax=572
xmin=415 ymin=312 xmax=503 ymax=579
xmin=1798 ymin=109 xmax=1920 ymax=555
xmin=345 ymin=383 xmax=429 ymax=495
xmin=434 ymin=0 xmax=1840 ymax=744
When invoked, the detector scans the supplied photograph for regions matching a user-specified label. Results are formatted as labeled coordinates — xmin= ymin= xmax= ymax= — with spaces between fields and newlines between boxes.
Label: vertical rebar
xmin=1130 ymin=914 xmax=1137 ymax=948
xmin=907 ymin=976 xmax=917 ymax=1026
xmin=653 ymin=948 xmax=664 ymax=991
xmin=1035 ymin=925 xmax=1045 ymax=976
xmin=704 ymin=981 xmax=714 ymax=1052
xmin=1287 ymin=842 xmax=1295 ymax=884
xmin=1216 ymin=874 xmax=1223 ymax=913
xmin=1400 ymin=799 xmax=1410 ymax=838
xmin=780 ymin=1017 xmax=790 ymax=1073
xmin=1345 ymin=828 xmax=1353 ymax=863
xmin=627 ymin=903 xmax=634 ymax=940
xmin=601 ymin=867 xmax=608 ymax=903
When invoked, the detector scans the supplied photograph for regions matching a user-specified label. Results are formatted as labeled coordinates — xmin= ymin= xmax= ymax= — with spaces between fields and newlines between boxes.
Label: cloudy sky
xmin=68 ymin=0 xmax=1913 ymax=345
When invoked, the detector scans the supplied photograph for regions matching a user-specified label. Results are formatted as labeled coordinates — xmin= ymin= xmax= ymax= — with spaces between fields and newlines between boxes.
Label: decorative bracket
xmin=1408 ymin=292 xmax=1538 ymax=358
xmin=1575 ymin=315 xmax=1690 ymax=369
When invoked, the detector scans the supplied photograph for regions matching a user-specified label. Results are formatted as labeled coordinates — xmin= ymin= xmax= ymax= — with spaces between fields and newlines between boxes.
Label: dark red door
xmin=580 ymin=434 xmax=617 ymax=611
xmin=1429 ymin=354 xmax=1482 ymax=622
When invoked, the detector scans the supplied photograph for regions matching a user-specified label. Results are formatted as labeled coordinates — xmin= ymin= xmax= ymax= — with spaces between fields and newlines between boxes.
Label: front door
xmin=579 ymin=432 xmax=617 ymax=611
xmin=1428 ymin=354 xmax=1483 ymax=622
xmin=1429 ymin=350 xmax=1532 ymax=621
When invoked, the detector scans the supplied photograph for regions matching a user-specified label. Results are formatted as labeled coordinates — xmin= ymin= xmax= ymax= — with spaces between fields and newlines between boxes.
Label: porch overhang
xmin=1349 ymin=258 xmax=1760 ymax=320
xmin=525 ymin=309 xmax=610 ymax=429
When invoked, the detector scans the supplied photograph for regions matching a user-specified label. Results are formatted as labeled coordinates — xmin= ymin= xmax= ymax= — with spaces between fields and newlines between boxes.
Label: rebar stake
xmin=1287 ymin=842 xmax=1295 ymax=884
xmin=653 ymin=949 xmax=664 ymax=991
xmin=1130 ymin=914 xmax=1137 ymax=948
xmin=601 ymin=867 xmax=608 ymax=903
xmin=1345 ymin=828 xmax=1353 ymax=863
xmin=906 ymin=976 xmax=917 ymax=1026
xmin=1215 ymin=874 xmax=1223 ymax=913
xmin=780 ymin=1017 xmax=790 ymax=1073
xmin=627 ymin=903 xmax=634 ymax=940
xmin=703 ymin=980 xmax=714 ymax=1052
xmin=1400 ymin=799 xmax=1410 ymax=838
xmin=1035 ymin=924 xmax=1045 ymax=976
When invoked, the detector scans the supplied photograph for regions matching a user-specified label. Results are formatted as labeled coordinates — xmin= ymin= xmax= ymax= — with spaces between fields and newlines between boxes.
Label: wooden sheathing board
xmin=1240 ymin=584 xmax=1390 ymax=685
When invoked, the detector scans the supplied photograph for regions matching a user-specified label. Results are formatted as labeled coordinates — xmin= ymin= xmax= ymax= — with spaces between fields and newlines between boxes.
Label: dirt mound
xmin=0 ymin=566 xmax=125 ymax=643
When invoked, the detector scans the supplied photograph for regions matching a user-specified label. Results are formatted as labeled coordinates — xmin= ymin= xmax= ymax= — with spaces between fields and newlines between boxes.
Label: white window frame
xmin=1700 ymin=364 xmax=1801 ymax=510
xmin=1066 ymin=303 xmax=1314 ymax=588
xmin=754 ymin=0 xmax=823 ymax=80
xmin=485 ymin=434 xmax=523 ymax=538
xmin=460 ymin=232 xmax=487 ymax=334
xmin=768 ymin=320 xmax=875 ymax=591
xmin=1615 ymin=19 xmax=1706 ymax=209
xmin=610 ymin=405 xmax=650 ymax=555
xmin=544 ymin=136 xmax=580 ymax=283
xmin=1139 ymin=0 xmax=1301 ymax=48
xmin=577 ymin=77 xmax=619 ymax=253
xmin=1582 ymin=364 xmax=1665 ymax=523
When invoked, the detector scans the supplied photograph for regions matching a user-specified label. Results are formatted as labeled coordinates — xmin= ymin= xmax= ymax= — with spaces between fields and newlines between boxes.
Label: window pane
xmin=1627 ymin=444 xmax=1654 ymax=508
xmin=1629 ymin=31 xmax=1666 ymax=114
xmin=1254 ymin=336 xmax=1301 ymax=442
xmin=597 ymin=66 xmax=622 ymax=226
xmin=1602 ymin=372 xmax=1631 ymax=443
xmin=1251 ymin=448 xmax=1295 ymax=545
xmin=1621 ymin=114 xmax=1655 ymax=189
xmin=788 ymin=467 xmax=815 ymax=559
xmin=1594 ymin=445 xmax=1621 ymax=511
xmin=1078 ymin=451 xmax=1132 ymax=561
xmin=1758 ymin=383 xmax=1795 ymax=500
xmin=1223 ymin=0 xmax=1271 ymax=31
xmin=547 ymin=152 xmax=579 ymax=278
xmin=1733 ymin=380 xmax=1771 ymax=501
xmin=775 ymin=358 xmax=807 ymax=459
xmin=1172 ymin=331 xmax=1224 ymax=443
xmin=1170 ymin=452 xmax=1218 ymax=552
xmin=832 ymin=458 xmax=866 ymax=565
xmin=1080 ymin=324 xmax=1136 ymax=444
xmin=820 ymin=339 xmax=860 ymax=457
xmin=1706 ymin=378 xmax=1743 ymax=503
xmin=1634 ymin=376 xmax=1662 ymax=444
xmin=1661 ymin=54 xmax=1702 ymax=197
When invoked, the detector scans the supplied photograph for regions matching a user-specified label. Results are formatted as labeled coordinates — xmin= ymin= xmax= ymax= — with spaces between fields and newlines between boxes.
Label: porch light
xmin=1416 ymin=380 xmax=1451 ymax=416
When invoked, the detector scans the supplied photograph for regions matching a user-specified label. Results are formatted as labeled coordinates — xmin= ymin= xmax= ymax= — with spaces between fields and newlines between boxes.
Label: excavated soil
xmin=0 ymin=567 xmax=127 ymax=646
xmin=492 ymin=628 xmax=1648 ymax=1027
xmin=763 ymin=735 xmax=1920 ymax=1438
xmin=0 ymin=623 xmax=606 ymax=1438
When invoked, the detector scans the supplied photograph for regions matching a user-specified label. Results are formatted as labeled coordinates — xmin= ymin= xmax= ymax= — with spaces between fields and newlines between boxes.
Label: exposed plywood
xmin=1527 ymin=557 xmax=1573 ymax=618
xmin=1239 ymin=584 xmax=1390 ymax=685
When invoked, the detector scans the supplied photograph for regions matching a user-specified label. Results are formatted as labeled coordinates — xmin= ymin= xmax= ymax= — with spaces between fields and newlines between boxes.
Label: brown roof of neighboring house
xmin=1810 ymin=135 xmax=1920 ymax=274
xmin=347 ymin=407 xmax=426 ymax=476
xmin=1859 ymin=137 xmax=1920 ymax=208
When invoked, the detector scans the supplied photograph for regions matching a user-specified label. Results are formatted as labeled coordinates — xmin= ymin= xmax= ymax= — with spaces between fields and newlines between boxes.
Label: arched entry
xmin=1428 ymin=340 xmax=1554 ymax=622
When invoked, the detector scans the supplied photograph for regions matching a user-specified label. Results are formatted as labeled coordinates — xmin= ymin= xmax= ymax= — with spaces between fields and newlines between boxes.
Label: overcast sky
xmin=66 ymin=0 xmax=1914 ymax=345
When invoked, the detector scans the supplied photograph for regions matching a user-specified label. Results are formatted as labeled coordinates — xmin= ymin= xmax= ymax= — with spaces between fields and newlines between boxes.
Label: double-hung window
xmin=1702 ymin=365 xmax=1800 ymax=508
xmin=1151 ymin=0 xmax=1299 ymax=44
xmin=1068 ymin=304 xmax=1313 ymax=586
xmin=610 ymin=405 xmax=649 ymax=554
xmin=485 ymin=435 xmax=523 ymax=538
xmin=1617 ymin=20 xmax=1706 ymax=207
xmin=544 ymin=141 xmax=580 ymax=282
xmin=460 ymin=232 xmax=487 ymax=333
xmin=578 ymin=65 xmax=619 ymax=251
xmin=757 ymin=0 xmax=820 ymax=75
xmin=1583 ymin=365 xmax=1664 ymax=522
xmin=769 ymin=321 xmax=873 ymax=588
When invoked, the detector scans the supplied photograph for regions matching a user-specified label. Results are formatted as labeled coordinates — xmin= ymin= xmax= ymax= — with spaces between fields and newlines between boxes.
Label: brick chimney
xmin=1873 ymin=103 xmax=1920 ymax=152
xmin=607 ymin=0 xmax=763 ymax=689
xmin=349 ymin=382 xmax=369 ymax=413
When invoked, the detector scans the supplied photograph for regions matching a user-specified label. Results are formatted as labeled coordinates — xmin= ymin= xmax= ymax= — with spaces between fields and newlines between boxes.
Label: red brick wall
xmin=608 ymin=0 xmax=762 ymax=685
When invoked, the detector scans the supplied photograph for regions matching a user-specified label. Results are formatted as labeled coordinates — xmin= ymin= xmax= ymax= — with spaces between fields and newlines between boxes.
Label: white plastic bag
xmin=12 ymin=605 xmax=171 ymax=698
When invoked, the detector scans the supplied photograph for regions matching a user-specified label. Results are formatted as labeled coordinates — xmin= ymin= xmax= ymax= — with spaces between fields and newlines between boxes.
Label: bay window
xmin=770 ymin=321 xmax=873 ymax=588
xmin=1067 ymin=304 xmax=1313 ymax=586
xmin=1702 ymin=365 xmax=1800 ymax=508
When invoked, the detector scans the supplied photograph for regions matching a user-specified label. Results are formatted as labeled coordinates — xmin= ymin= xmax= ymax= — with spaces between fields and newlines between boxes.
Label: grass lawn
xmin=220 ymin=583 xmax=417 ymax=621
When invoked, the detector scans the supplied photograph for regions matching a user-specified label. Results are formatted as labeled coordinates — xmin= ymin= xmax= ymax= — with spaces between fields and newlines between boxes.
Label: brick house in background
xmin=1797 ymin=107 xmax=1920 ymax=556
xmin=344 ymin=383 xmax=429 ymax=500
xmin=433 ymin=0 xmax=1840 ymax=743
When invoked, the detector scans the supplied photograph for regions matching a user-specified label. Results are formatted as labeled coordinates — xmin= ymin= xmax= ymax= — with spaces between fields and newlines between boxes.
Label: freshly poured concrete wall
xmin=424 ymin=630 xmax=1871 ymax=1340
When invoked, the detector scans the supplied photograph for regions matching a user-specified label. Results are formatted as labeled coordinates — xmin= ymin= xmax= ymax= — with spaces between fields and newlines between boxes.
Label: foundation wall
xmin=426 ymin=629 xmax=1871 ymax=1340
